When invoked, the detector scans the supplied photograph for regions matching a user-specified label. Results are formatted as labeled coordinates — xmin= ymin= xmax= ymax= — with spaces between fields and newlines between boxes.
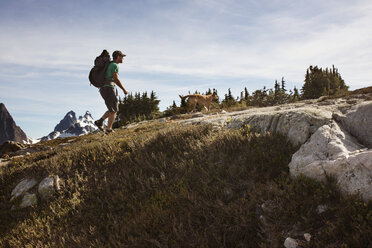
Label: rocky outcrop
xmin=288 ymin=122 xmax=371 ymax=201
xmin=0 ymin=140 xmax=53 ymax=158
xmin=0 ymin=103 xmax=29 ymax=144
xmin=0 ymin=141 xmax=26 ymax=157
xmin=10 ymin=176 xmax=60 ymax=210
xmin=334 ymin=101 xmax=372 ymax=148
xmin=172 ymin=94 xmax=372 ymax=201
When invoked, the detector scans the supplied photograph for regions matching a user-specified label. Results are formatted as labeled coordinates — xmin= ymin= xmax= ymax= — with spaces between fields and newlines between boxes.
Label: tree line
xmin=113 ymin=91 xmax=160 ymax=127
xmin=114 ymin=65 xmax=349 ymax=126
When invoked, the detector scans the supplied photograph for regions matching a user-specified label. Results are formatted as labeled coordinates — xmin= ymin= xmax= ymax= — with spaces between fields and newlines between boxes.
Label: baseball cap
xmin=112 ymin=50 xmax=126 ymax=58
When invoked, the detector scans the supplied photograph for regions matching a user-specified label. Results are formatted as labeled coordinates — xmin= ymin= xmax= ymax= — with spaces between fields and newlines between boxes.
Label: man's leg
xmin=106 ymin=111 xmax=117 ymax=131
xmin=100 ymin=111 xmax=110 ymax=121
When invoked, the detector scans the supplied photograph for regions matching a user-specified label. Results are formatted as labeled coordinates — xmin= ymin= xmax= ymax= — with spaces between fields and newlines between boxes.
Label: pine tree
xmin=115 ymin=91 xmax=160 ymax=127
xmin=301 ymin=65 xmax=348 ymax=99
xmin=293 ymin=87 xmax=300 ymax=102
xmin=274 ymin=80 xmax=280 ymax=103
xmin=221 ymin=88 xmax=236 ymax=108
xmin=281 ymin=77 xmax=286 ymax=92
xmin=244 ymin=87 xmax=249 ymax=100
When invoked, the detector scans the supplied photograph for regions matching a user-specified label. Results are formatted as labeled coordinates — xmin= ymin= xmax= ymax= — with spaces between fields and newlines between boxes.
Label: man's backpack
xmin=89 ymin=50 xmax=111 ymax=88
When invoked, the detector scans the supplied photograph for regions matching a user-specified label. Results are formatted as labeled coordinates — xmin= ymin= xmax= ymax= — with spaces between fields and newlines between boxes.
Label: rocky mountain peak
xmin=54 ymin=111 xmax=77 ymax=132
xmin=41 ymin=110 xmax=98 ymax=141
xmin=0 ymin=103 xmax=29 ymax=144
xmin=0 ymin=103 xmax=6 ymax=111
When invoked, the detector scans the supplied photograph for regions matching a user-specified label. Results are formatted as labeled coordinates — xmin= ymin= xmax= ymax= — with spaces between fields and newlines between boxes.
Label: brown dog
xmin=179 ymin=93 xmax=218 ymax=112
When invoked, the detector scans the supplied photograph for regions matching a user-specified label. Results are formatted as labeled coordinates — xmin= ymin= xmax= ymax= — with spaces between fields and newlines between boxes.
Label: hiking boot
xmin=105 ymin=129 xmax=115 ymax=134
xmin=94 ymin=119 xmax=104 ymax=131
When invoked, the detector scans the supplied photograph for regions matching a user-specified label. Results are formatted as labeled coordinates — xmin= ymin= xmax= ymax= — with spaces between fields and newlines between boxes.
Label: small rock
xmin=58 ymin=143 xmax=69 ymax=148
xmin=221 ymin=110 xmax=227 ymax=114
xmin=11 ymin=178 xmax=38 ymax=202
xmin=42 ymin=146 xmax=53 ymax=151
xmin=317 ymin=204 xmax=328 ymax=214
xmin=158 ymin=118 xmax=167 ymax=123
xmin=170 ymin=115 xmax=183 ymax=120
xmin=304 ymin=233 xmax=311 ymax=242
xmin=18 ymin=192 xmax=38 ymax=208
xmin=0 ymin=159 xmax=11 ymax=168
xmin=284 ymin=237 xmax=298 ymax=248
xmin=192 ymin=113 xmax=204 ymax=118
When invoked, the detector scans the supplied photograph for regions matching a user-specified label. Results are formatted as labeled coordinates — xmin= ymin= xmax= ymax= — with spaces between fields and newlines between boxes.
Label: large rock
xmin=175 ymin=96 xmax=372 ymax=201
xmin=10 ymin=176 xmax=61 ymax=210
xmin=288 ymin=122 xmax=371 ymax=200
xmin=335 ymin=101 xmax=372 ymax=148
xmin=227 ymin=107 xmax=331 ymax=146
xmin=38 ymin=176 xmax=60 ymax=200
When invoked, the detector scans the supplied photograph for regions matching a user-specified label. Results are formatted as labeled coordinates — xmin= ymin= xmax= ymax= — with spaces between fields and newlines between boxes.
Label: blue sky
xmin=1 ymin=0 xmax=371 ymax=139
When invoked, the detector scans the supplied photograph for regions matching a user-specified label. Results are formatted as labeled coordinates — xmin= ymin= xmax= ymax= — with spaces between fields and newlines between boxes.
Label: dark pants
xmin=100 ymin=86 xmax=118 ymax=112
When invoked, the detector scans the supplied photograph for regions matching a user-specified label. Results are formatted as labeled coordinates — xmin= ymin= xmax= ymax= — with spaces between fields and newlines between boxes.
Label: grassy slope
xmin=0 ymin=122 xmax=371 ymax=247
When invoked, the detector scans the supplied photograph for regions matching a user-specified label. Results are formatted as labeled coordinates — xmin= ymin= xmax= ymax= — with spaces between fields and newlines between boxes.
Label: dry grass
xmin=0 ymin=122 xmax=371 ymax=247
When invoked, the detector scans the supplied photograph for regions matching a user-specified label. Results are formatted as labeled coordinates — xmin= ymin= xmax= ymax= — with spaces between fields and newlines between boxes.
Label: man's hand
xmin=113 ymin=72 xmax=128 ymax=95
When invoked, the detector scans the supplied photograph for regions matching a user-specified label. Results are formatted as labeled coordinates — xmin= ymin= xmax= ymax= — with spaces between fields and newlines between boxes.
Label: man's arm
xmin=113 ymin=72 xmax=128 ymax=95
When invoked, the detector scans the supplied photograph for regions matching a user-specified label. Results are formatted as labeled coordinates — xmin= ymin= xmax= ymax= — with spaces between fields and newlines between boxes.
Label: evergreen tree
xmin=281 ymin=77 xmax=286 ymax=92
xmin=274 ymin=80 xmax=280 ymax=103
xmin=221 ymin=88 xmax=236 ymax=108
xmin=301 ymin=65 xmax=348 ymax=99
xmin=293 ymin=87 xmax=300 ymax=102
xmin=115 ymin=91 xmax=161 ymax=127
xmin=244 ymin=87 xmax=249 ymax=100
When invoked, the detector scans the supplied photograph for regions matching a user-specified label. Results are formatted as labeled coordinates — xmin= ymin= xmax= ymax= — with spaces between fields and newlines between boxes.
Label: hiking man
xmin=94 ymin=50 xmax=128 ymax=133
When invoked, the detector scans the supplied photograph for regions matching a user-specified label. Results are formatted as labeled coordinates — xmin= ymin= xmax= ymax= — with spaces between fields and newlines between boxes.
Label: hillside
xmin=0 ymin=93 xmax=371 ymax=247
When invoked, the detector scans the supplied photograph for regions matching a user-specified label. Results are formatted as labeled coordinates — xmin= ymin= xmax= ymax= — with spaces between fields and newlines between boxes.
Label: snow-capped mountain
xmin=41 ymin=111 xmax=98 ymax=141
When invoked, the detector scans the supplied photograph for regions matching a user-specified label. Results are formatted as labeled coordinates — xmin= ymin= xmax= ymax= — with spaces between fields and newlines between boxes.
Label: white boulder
xmin=10 ymin=175 xmax=61 ymax=210
xmin=336 ymin=101 xmax=372 ymax=148
xmin=19 ymin=193 xmax=37 ymax=208
xmin=289 ymin=122 xmax=372 ymax=201
xmin=38 ymin=176 xmax=60 ymax=200
xmin=10 ymin=178 xmax=37 ymax=202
